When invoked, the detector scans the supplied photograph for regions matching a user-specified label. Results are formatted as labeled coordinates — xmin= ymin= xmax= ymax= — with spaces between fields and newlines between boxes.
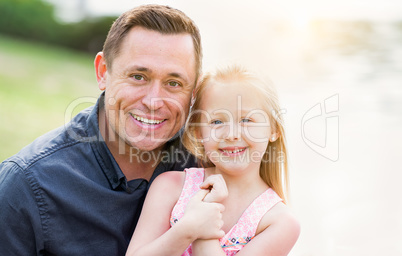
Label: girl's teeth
xmin=224 ymin=148 xmax=245 ymax=154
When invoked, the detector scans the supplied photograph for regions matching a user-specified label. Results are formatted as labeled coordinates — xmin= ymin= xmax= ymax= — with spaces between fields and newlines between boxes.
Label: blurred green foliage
xmin=0 ymin=35 xmax=100 ymax=161
xmin=0 ymin=0 xmax=57 ymax=40
xmin=0 ymin=0 xmax=116 ymax=160
xmin=59 ymin=17 xmax=117 ymax=53
xmin=0 ymin=0 xmax=117 ymax=54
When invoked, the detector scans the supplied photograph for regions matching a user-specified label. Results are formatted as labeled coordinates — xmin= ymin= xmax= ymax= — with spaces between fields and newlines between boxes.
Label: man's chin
xmin=127 ymin=139 xmax=168 ymax=152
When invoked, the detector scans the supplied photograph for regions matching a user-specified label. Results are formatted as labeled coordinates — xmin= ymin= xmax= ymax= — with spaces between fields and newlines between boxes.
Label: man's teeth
xmin=132 ymin=114 xmax=164 ymax=125
xmin=223 ymin=148 xmax=246 ymax=154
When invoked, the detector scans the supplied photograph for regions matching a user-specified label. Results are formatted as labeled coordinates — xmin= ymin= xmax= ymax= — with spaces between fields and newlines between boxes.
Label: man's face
xmin=98 ymin=26 xmax=197 ymax=152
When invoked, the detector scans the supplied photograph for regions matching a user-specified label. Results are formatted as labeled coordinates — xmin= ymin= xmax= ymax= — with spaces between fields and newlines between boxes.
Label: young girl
xmin=126 ymin=65 xmax=300 ymax=255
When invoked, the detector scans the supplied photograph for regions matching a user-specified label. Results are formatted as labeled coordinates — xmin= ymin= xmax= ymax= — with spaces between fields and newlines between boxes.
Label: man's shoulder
xmin=3 ymin=106 xmax=96 ymax=171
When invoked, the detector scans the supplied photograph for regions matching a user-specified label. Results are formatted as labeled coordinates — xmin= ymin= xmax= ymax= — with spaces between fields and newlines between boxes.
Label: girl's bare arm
xmin=126 ymin=171 xmax=225 ymax=256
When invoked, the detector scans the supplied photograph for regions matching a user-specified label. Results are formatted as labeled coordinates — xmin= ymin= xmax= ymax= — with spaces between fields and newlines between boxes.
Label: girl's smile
xmin=219 ymin=146 xmax=247 ymax=156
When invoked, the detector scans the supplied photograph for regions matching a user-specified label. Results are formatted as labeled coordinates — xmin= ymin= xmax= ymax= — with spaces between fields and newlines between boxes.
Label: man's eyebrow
xmin=136 ymin=66 xmax=149 ymax=72
xmin=126 ymin=65 xmax=149 ymax=72
xmin=168 ymin=72 xmax=188 ymax=82
xmin=125 ymin=67 xmax=188 ymax=82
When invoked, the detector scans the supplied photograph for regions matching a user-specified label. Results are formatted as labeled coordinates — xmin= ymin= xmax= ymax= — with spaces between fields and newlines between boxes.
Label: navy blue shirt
xmin=0 ymin=94 xmax=196 ymax=255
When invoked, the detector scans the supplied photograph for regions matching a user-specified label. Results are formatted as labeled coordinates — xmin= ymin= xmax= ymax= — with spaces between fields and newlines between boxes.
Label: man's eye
xmin=132 ymin=75 xmax=144 ymax=81
xmin=168 ymin=81 xmax=181 ymax=87
xmin=241 ymin=118 xmax=252 ymax=123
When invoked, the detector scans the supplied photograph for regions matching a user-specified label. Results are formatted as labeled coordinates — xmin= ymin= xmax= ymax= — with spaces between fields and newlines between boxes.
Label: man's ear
xmin=94 ymin=52 xmax=107 ymax=91
xmin=191 ymin=88 xmax=196 ymax=107
xmin=191 ymin=75 xmax=202 ymax=107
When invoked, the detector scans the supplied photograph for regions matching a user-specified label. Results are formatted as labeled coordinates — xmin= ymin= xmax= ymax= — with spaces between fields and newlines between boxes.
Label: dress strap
xmin=170 ymin=168 xmax=204 ymax=226
xmin=220 ymin=188 xmax=283 ymax=250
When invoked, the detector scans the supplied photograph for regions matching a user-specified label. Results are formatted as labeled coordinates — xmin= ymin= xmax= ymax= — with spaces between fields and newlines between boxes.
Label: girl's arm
xmin=192 ymin=239 xmax=226 ymax=256
xmin=191 ymin=174 xmax=228 ymax=256
xmin=193 ymin=201 xmax=300 ymax=256
xmin=234 ymin=202 xmax=300 ymax=256
xmin=126 ymin=171 xmax=225 ymax=256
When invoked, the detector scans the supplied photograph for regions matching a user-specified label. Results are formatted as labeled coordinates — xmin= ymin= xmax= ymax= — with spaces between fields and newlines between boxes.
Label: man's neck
xmin=110 ymin=145 xmax=162 ymax=181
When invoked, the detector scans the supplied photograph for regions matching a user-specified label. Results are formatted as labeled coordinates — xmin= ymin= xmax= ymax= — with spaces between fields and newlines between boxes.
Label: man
xmin=0 ymin=5 xmax=222 ymax=255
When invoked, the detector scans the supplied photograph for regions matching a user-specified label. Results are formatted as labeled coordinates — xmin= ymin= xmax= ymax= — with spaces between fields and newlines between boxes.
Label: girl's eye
xmin=132 ymin=75 xmax=145 ymax=81
xmin=168 ymin=81 xmax=181 ymax=87
xmin=211 ymin=120 xmax=223 ymax=125
xmin=241 ymin=118 xmax=252 ymax=123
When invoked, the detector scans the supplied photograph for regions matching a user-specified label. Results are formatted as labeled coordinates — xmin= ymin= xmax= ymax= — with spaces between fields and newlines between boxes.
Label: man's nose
xmin=141 ymin=82 xmax=165 ymax=111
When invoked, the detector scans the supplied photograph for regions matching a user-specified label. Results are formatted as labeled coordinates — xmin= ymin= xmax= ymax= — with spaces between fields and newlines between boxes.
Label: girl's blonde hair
xmin=182 ymin=65 xmax=289 ymax=202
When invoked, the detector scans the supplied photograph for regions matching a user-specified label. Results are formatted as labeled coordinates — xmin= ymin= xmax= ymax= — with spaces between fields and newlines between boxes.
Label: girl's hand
xmin=200 ymin=174 xmax=228 ymax=203
xmin=183 ymin=188 xmax=226 ymax=240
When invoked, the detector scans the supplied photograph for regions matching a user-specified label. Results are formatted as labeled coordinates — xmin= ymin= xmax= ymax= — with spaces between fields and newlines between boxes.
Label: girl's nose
xmin=225 ymin=123 xmax=240 ymax=141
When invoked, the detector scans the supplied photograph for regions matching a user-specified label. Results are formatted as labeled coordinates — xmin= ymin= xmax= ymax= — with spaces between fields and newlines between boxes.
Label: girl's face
xmin=197 ymin=81 xmax=273 ymax=175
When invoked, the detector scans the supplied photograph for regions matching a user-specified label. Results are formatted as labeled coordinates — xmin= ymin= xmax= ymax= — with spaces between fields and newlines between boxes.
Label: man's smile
xmin=130 ymin=113 xmax=166 ymax=125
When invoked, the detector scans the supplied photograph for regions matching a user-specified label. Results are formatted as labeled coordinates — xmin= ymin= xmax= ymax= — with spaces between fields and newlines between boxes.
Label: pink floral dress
xmin=170 ymin=168 xmax=283 ymax=256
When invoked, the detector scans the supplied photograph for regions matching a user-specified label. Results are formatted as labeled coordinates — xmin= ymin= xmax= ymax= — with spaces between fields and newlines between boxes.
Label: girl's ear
xmin=269 ymin=132 xmax=280 ymax=142
xmin=94 ymin=52 xmax=108 ymax=91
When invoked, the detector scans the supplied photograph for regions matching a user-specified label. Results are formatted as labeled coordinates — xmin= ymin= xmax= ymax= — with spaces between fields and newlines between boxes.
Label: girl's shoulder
xmin=150 ymin=170 xmax=187 ymax=201
xmin=153 ymin=170 xmax=187 ymax=186
xmin=153 ymin=167 xmax=207 ymax=189
xmin=256 ymin=201 xmax=300 ymax=238
xmin=237 ymin=202 xmax=300 ymax=255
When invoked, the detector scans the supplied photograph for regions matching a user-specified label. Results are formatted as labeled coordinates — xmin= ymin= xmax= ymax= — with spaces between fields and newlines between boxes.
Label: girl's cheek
xmin=243 ymin=127 xmax=271 ymax=142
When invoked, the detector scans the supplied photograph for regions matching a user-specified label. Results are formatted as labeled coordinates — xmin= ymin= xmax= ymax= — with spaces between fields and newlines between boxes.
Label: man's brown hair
xmin=102 ymin=4 xmax=202 ymax=79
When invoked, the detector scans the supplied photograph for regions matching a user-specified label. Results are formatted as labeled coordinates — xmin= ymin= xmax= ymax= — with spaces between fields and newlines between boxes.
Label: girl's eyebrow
xmin=240 ymin=108 xmax=264 ymax=113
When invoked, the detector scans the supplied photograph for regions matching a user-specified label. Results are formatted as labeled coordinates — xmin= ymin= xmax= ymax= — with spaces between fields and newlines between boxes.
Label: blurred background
xmin=0 ymin=0 xmax=401 ymax=255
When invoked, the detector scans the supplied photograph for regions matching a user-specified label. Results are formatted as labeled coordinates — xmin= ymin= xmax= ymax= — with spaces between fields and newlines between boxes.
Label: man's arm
xmin=125 ymin=171 xmax=225 ymax=256
xmin=0 ymin=161 xmax=43 ymax=254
